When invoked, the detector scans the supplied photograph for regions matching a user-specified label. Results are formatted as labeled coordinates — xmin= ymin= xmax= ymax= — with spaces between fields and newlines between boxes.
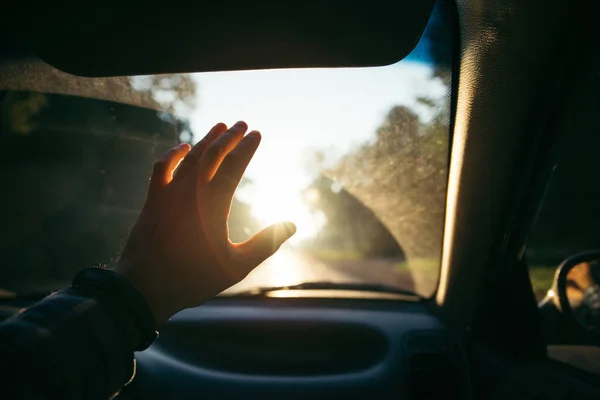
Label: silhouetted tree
xmin=302 ymin=174 xmax=404 ymax=258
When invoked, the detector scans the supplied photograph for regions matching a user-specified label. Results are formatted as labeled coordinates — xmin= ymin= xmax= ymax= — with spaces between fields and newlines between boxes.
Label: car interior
xmin=1 ymin=0 xmax=600 ymax=398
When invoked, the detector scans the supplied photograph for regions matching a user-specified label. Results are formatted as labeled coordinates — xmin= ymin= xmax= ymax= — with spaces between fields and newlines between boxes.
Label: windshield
xmin=0 ymin=1 xmax=453 ymax=298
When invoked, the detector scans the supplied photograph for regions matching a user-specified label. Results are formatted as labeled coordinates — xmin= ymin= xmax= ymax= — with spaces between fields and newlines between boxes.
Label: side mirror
xmin=553 ymin=250 xmax=600 ymax=340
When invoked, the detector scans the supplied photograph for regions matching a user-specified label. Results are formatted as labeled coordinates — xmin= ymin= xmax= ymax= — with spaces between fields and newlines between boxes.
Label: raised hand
xmin=116 ymin=121 xmax=296 ymax=324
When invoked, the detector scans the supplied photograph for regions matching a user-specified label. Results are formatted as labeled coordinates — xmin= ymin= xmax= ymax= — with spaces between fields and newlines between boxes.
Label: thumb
xmin=235 ymin=222 xmax=297 ymax=271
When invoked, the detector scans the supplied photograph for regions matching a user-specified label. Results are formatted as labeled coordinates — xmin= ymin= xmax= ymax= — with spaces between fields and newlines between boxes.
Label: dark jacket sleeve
xmin=0 ymin=288 xmax=137 ymax=399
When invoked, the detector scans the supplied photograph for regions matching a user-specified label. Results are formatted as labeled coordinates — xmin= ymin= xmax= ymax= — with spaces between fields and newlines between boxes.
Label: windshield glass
xmin=0 ymin=1 xmax=453 ymax=298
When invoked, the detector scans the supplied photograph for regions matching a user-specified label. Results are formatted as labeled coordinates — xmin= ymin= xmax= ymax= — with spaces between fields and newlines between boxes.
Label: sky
xmin=182 ymin=61 xmax=447 ymax=242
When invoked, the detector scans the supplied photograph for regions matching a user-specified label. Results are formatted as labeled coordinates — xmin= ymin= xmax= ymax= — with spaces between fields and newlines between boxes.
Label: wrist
xmin=112 ymin=259 xmax=173 ymax=326
xmin=72 ymin=267 xmax=159 ymax=351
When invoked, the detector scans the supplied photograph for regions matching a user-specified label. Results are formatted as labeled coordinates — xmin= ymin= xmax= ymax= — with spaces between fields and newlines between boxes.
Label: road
xmin=223 ymin=247 xmax=420 ymax=295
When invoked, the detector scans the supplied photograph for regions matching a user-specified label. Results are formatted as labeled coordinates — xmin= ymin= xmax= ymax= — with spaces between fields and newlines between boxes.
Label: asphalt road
xmin=223 ymin=247 xmax=418 ymax=295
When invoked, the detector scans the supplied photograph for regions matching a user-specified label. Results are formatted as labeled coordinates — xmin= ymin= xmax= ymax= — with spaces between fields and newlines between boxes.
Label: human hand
xmin=568 ymin=262 xmax=595 ymax=292
xmin=115 ymin=121 xmax=296 ymax=324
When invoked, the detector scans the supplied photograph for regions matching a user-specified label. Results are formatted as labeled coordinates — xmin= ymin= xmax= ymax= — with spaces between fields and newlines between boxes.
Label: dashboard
xmin=126 ymin=295 xmax=471 ymax=399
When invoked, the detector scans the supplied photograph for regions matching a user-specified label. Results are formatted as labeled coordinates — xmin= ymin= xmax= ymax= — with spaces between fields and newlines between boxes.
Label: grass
xmin=395 ymin=258 xmax=440 ymax=274
xmin=394 ymin=258 xmax=440 ymax=297
xmin=396 ymin=261 xmax=555 ymax=292
xmin=529 ymin=264 xmax=556 ymax=300
xmin=302 ymin=251 xmax=556 ymax=301
xmin=397 ymin=261 xmax=556 ymax=301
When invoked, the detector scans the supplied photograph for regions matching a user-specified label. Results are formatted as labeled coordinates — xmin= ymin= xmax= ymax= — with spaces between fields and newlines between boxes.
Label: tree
xmin=0 ymin=60 xmax=198 ymax=140
xmin=129 ymin=75 xmax=197 ymax=119
xmin=0 ymin=60 xmax=209 ymax=292
xmin=0 ymin=60 xmax=171 ymax=110
xmin=326 ymin=104 xmax=449 ymax=261
xmin=302 ymin=173 xmax=404 ymax=258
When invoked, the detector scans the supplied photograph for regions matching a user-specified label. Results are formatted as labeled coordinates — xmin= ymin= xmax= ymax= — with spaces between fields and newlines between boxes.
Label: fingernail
xmin=234 ymin=121 xmax=247 ymax=128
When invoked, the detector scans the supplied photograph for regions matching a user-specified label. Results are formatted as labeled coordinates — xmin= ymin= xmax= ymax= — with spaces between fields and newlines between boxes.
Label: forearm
xmin=0 ymin=124 xmax=295 ymax=398
xmin=0 ymin=270 xmax=153 ymax=400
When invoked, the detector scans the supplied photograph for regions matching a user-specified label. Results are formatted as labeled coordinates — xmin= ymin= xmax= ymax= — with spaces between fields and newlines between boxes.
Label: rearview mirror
xmin=554 ymin=250 xmax=600 ymax=339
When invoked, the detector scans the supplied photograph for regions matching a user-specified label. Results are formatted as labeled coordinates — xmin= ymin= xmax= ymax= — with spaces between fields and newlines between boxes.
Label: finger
xmin=235 ymin=222 xmax=296 ymax=271
xmin=148 ymin=143 xmax=191 ymax=196
xmin=197 ymin=121 xmax=248 ymax=183
xmin=173 ymin=123 xmax=227 ymax=182
xmin=212 ymin=131 xmax=261 ymax=199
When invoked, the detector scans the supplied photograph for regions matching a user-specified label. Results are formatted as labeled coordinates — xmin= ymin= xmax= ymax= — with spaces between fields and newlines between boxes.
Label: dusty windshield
xmin=0 ymin=2 xmax=453 ymax=298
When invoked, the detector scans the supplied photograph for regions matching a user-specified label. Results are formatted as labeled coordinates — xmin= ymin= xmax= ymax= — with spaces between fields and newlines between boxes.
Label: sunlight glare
xmin=190 ymin=63 xmax=445 ymax=246
xmin=248 ymin=188 xmax=325 ymax=244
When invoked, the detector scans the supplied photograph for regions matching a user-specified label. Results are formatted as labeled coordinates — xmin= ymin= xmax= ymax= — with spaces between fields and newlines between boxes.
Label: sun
xmin=248 ymin=189 xmax=324 ymax=244
xmin=229 ymin=143 xmax=326 ymax=245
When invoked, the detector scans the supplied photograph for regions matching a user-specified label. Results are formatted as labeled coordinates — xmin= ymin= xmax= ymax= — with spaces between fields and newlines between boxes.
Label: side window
xmin=527 ymin=58 xmax=600 ymax=302
xmin=526 ymin=55 xmax=600 ymax=374
xmin=527 ymin=127 xmax=600 ymax=302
